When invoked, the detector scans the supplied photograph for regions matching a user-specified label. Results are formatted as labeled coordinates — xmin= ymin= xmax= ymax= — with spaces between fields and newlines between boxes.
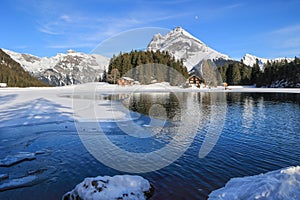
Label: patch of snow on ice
xmin=0 ymin=175 xmax=38 ymax=192
xmin=63 ymin=175 xmax=153 ymax=200
xmin=0 ymin=152 xmax=36 ymax=167
xmin=209 ymin=166 xmax=300 ymax=200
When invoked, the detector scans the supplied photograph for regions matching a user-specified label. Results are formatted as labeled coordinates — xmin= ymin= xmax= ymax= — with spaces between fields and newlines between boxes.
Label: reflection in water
xmin=117 ymin=92 xmax=228 ymax=159
xmin=242 ymin=97 xmax=254 ymax=130
xmin=114 ymin=92 xmax=223 ymax=121
xmin=123 ymin=93 xmax=181 ymax=121
xmin=257 ymin=96 xmax=266 ymax=123
xmin=79 ymin=92 xmax=227 ymax=173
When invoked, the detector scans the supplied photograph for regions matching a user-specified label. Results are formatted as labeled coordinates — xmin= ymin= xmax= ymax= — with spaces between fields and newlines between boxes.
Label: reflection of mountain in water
xmin=124 ymin=93 xmax=180 ymax=121
xmin=111 ymin=92 xmax=225 ymax=124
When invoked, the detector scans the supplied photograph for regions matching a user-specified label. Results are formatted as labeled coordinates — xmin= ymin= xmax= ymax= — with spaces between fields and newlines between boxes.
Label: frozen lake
xmin=0 ymin=85 xmax=300 ymax=199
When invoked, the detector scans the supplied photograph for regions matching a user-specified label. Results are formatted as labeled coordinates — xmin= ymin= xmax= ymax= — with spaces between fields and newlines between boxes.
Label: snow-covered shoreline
xmin=209 ymin=166 xmax=300 ymax=200
xmin=0 ymin=82 xmax=299 ymax=93
xmin=0 ymin=82 xmax=299 ymax=127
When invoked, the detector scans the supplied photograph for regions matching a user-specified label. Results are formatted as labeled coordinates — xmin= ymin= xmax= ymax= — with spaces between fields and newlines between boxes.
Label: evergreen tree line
xmin=218 ymin=57 xmax=300 ymax=87
xmin=105 ymin=50 xmax=189 ymax=85
xmin=256 ymin=57 xmax=300 ymax=87
xmin=218 ymin=60 xmax=252 ymax=85
xmin=0 ymin=49 xmax=49 ymax=87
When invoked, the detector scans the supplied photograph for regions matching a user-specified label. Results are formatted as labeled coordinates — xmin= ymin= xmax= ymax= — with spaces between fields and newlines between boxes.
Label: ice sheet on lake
xmin=0 ymin=175 xmax=38 ymax=192
xmin=63 ymin=175 xmax=153 ymax=200
xmin=209 ymin=166 xmax=300 ymax=200
xmin=0 ymin=152 xmax=36 ymax=167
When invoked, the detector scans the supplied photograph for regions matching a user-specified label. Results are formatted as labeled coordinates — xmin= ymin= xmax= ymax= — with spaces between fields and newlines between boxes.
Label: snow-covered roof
xmin=119 ymin=77 xmax=134 ymax=81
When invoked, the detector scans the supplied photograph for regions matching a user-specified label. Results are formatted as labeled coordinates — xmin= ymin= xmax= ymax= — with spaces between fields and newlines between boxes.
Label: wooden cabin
xmin=188 ymin=75 xmax=204 ymax=88
xmin=117 ymin=77 xmax=135 ymax=86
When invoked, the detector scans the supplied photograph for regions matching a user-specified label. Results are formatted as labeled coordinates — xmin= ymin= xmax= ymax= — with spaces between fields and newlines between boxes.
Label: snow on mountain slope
xmin=242 ymin=53 xmax=294 ymax=68
xmin=2 ymin=49 xmax=109 ymax=86
xmin=147 ymin=27 xmax=230 ymax=71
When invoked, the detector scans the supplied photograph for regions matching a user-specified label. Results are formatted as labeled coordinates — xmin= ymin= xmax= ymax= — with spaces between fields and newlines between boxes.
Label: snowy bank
xmin=209 ymin=166 xmax=300 ymax=200
xmin=63 ymin=175 xmax=154 ymax=200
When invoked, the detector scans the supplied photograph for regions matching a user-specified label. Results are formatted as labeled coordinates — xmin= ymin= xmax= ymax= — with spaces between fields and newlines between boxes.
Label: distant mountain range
xmin=2 ymin=49 xmax=109 ymax=86
xmin=0 ymin=49 xmax=48 ymax=87
xmin=1 ymin=26 xmax=296 ymax=86
xmin=241 ymin=53 xmax=294 ymax=68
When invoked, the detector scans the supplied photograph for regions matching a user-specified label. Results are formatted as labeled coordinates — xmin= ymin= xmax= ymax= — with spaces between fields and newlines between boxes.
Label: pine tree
xmin=232 ymin=63 xmax=241 ymax=85
xmin=240 ymin=60 xmax=252 ymax=85
xmin=108 ymin=68 xmax=120 ymax=84
xmin=102 ymin=67 xmax=107 ymax=82
xmin=251 ymin=58 xmax=260 ymax=84
xmin=218 ymin=64 xmax=228 ymax=83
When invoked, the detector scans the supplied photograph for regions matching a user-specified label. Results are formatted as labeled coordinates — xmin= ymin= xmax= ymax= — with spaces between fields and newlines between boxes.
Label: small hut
xmin=187 ymin=74 xmax=204 ymax=88
xmin=188 ymin=75 xmax=204 ymax=87
xmin=117 ymin=77 xmax=134 ymax=86
xmin=187 ymin=65 xmax=205 ymax=88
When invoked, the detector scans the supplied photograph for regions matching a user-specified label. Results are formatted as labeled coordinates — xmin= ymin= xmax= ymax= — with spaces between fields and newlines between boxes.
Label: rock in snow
xmin=63 ymin=175 xmax=154 ymax=200
xmin=0 ymin=152 xmax=36 ymax=167
xmin=209 ymin=166 xmax=300 ymax=200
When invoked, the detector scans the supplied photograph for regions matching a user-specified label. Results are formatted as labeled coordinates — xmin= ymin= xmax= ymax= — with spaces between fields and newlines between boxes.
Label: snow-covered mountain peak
xmin=244 ymin=53 xmax=255 ymax=58
xmin=242 ymin=54 xmax=268 ymax=67
xmin=170 ymin=26 xmax=204 ymax=45
xmin=67 ymin=49 xmax=77 ymax=54
xmin=174 ymin=26 xmax=183 ymax=32
xmin=147 ymin=27 xmax=230 ymax=71
xmin=242 ymin=53 xmax=294 ymax=68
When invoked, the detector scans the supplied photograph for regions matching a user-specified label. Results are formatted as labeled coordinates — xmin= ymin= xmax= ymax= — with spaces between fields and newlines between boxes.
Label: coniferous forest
xmin=218 ymin=57 xmax=300 ymax=87
xmin=0 ymin=49 xmax=49 ymax=87
xmin=106 ymin=50 xmax=189 ymax=85
xmin=107 ymin=50 xmax=299 ymax=88
xmin=256 ymin=57 xmax=300 ymax=87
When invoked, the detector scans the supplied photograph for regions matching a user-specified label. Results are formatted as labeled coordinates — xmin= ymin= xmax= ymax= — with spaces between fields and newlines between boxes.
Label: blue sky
xmin=0 ymin=0 xmax=299 ymax=59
